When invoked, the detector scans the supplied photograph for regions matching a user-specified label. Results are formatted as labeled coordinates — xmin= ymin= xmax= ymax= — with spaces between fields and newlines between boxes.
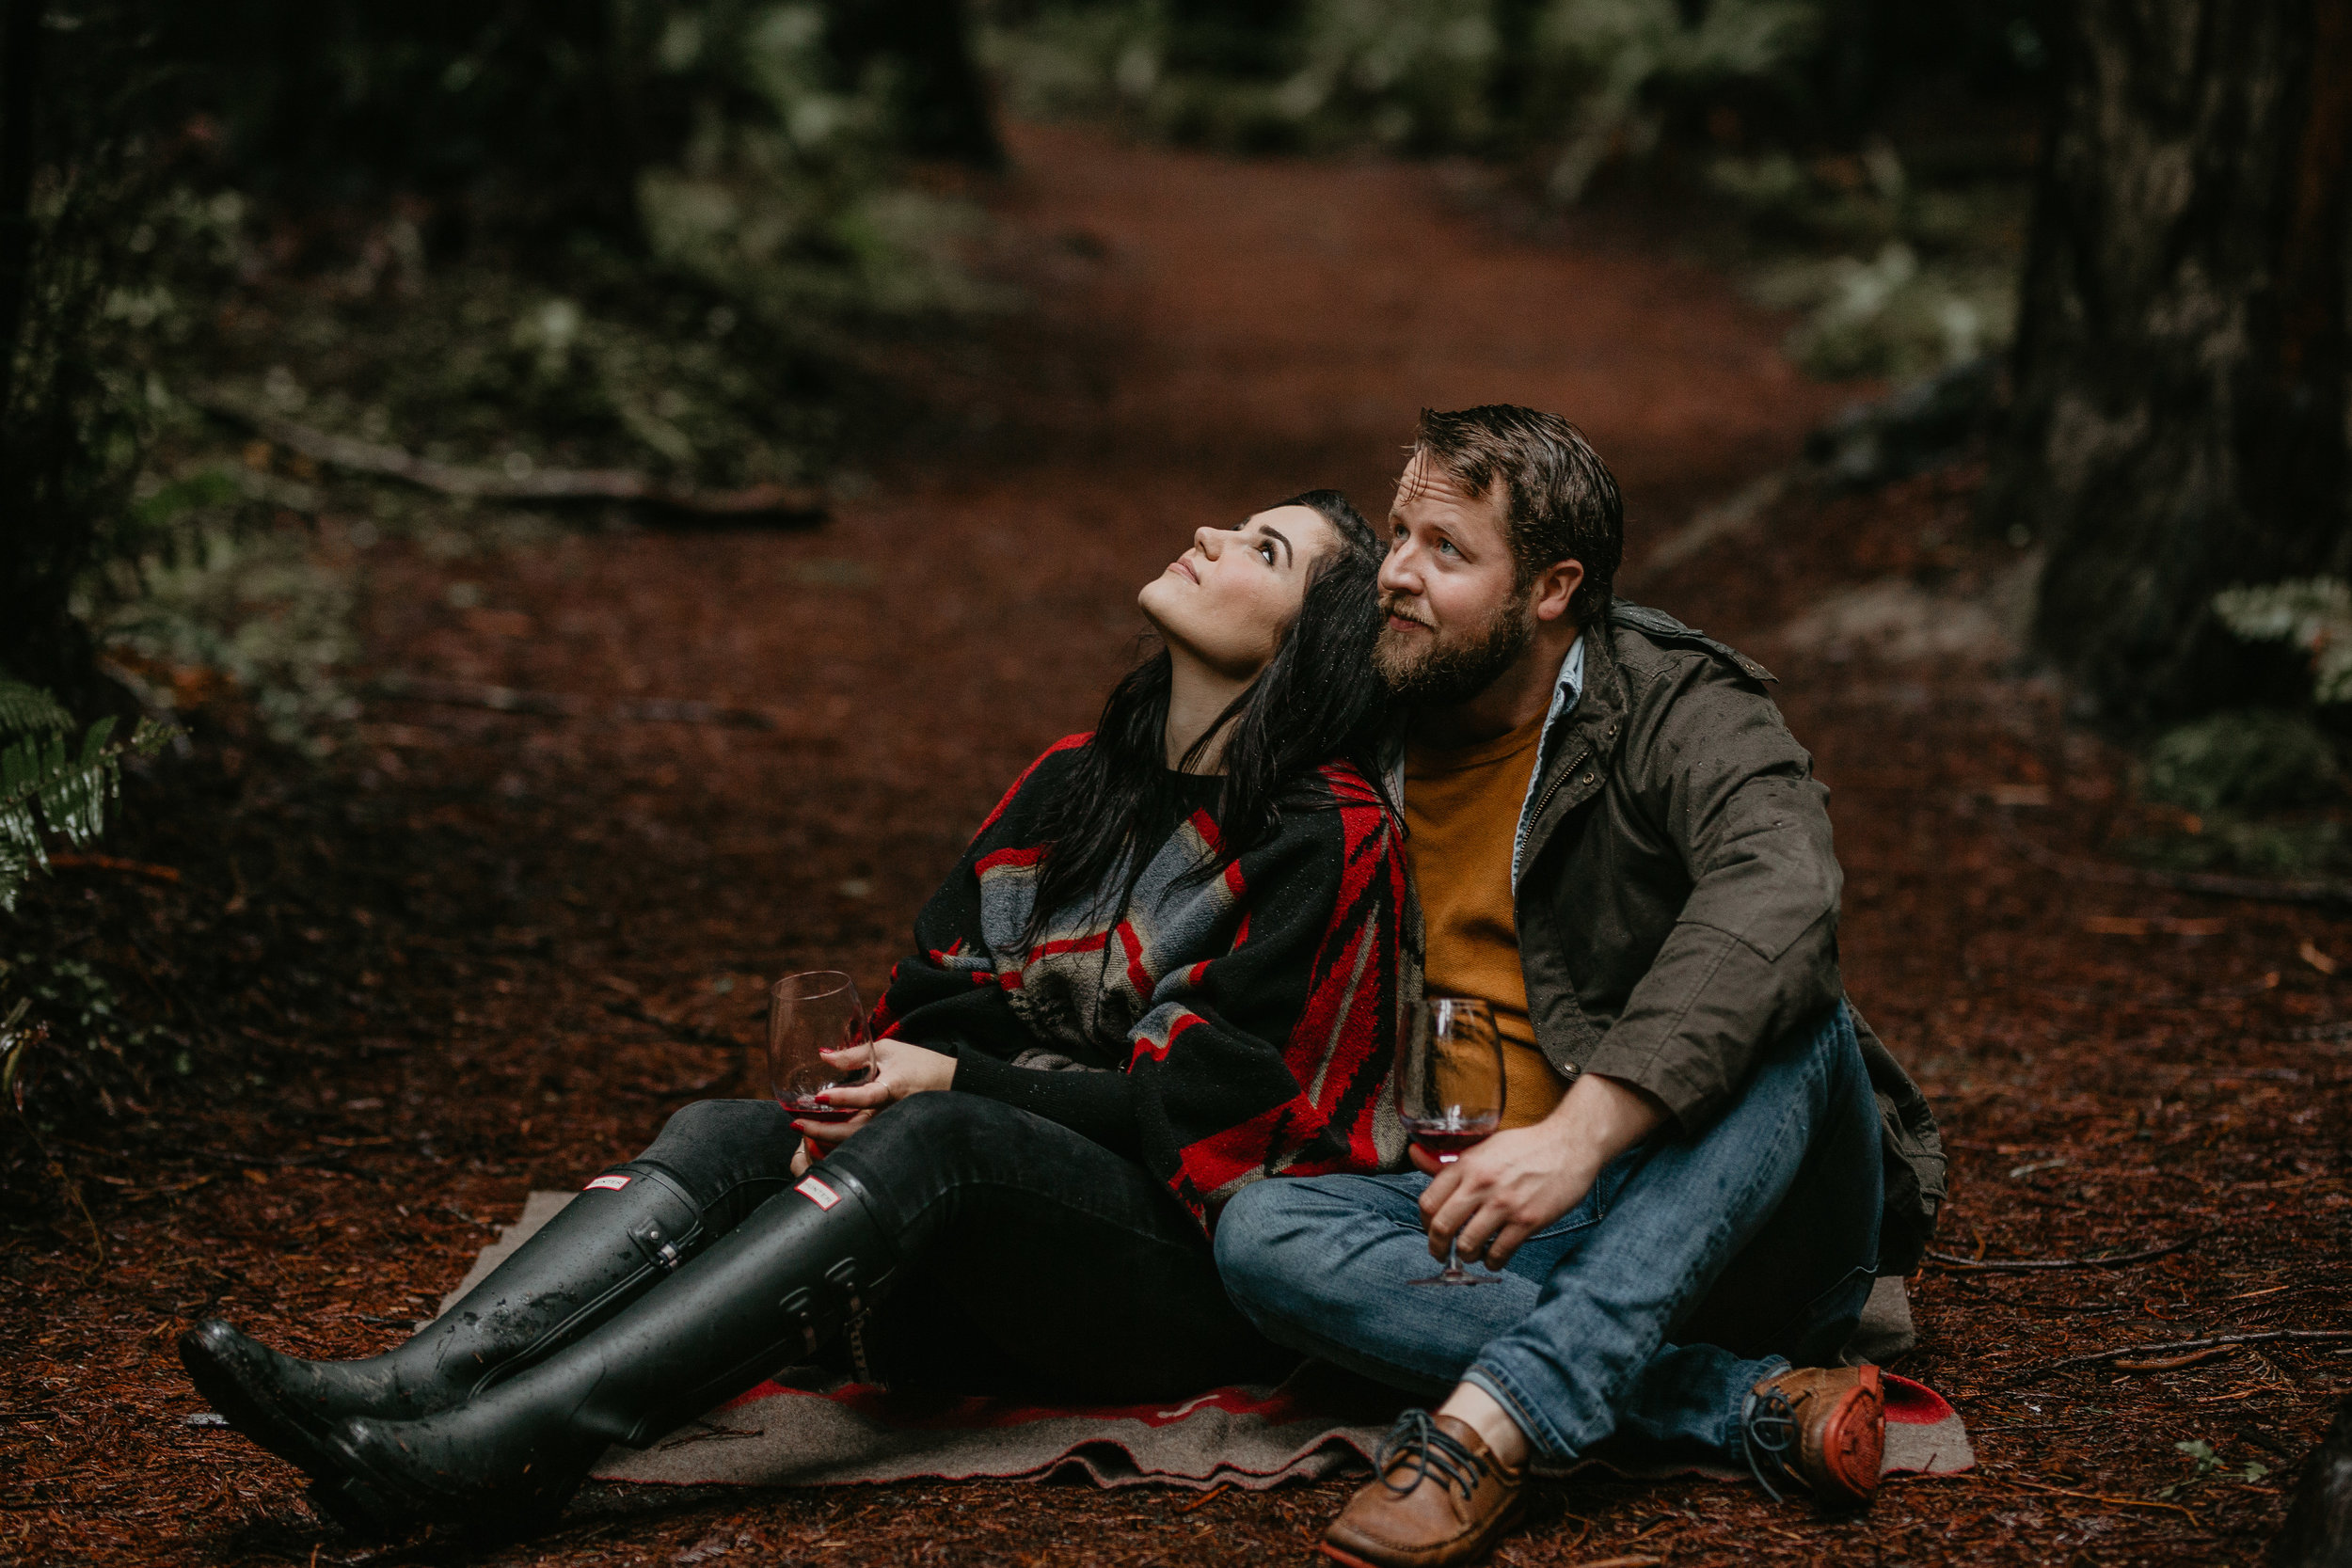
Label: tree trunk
xmin=2274 ymin=1393 xmax=2352 ymax=1566
xmin=0 ymin=0 xmax=39 ymax=422
xmin=0 ymin=0 xmax=71 ymax=695
xmin=1984 ymin=0 xmax=2352 ymax=725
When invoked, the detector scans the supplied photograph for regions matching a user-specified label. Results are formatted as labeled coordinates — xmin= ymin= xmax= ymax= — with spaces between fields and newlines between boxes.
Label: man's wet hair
xmin=1409 ymin=404 xmax=1624 ymax=626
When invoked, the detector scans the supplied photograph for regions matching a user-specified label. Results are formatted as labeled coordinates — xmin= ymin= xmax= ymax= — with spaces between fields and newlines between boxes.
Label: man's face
xmin=1374 ymin=452 xmax=1535 ymax=703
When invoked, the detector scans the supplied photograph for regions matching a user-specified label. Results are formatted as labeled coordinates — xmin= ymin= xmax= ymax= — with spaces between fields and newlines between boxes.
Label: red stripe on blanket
xmin=1884 ymin=1376 xmax=1956 ymax=1425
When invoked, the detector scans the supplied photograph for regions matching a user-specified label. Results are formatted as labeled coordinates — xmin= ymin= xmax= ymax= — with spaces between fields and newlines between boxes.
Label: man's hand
xmin=792 ymin=1036 xmax=957 ymax=1149
xmin=1418 ymin=1071 xmax=1669 ymax=1270
xmin=1416 ymin=1123 xmax=1598 ymax=1270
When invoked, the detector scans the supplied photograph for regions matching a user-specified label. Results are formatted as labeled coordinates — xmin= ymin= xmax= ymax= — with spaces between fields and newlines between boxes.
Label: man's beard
xmin=1374 ymin=593 xmax=1537 ymax=705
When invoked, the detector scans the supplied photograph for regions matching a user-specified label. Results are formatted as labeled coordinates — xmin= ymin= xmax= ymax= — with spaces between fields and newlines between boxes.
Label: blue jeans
xmin=1216 ymin=1005 xmax=1883 ymax=1465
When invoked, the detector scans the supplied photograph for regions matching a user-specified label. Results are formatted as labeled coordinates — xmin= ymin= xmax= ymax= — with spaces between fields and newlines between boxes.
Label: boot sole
xmin=322 ymin=1422 xmax=580 ymax=1538
xmin=1318 ymin=1491 xmax=1527 ymax=1568
xmin=179 ymin=1329 xmax=353 ymax=1487
xmin=305 ymin=1477 xmax=400 ymax=1541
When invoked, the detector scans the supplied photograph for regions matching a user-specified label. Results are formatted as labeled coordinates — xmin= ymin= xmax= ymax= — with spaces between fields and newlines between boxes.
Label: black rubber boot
xmin=179 ymin=1163 xmax=706 ymax=1484
xmin=311 ymin=1164 xmax=898 ymax=1535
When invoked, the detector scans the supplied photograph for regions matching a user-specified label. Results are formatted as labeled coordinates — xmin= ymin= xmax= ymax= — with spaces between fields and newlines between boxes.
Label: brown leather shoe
xmin=1745 ymin=1364 xmax=1884 ymax=1508
xmin=1321 ymin=1411 xmax=1524 ymax=1568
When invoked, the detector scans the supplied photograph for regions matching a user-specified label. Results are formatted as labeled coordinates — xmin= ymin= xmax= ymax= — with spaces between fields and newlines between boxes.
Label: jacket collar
xmin=1510 ymin=635 xmax=1584 ymax=882
xmin=1513 ymin=618 xmax=1630 ymax=889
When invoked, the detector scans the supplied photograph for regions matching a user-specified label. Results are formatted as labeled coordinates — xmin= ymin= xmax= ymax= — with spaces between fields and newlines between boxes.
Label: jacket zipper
xmin=1516 ymin=747 xmax=1590 ymax=886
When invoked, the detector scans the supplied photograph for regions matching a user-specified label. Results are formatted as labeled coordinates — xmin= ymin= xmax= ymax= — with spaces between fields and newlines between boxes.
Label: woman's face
xmin=1137 ymin=505 xmax=1339 ymax=680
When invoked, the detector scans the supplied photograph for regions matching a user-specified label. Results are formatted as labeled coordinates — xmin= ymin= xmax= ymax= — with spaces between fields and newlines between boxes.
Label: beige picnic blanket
xmin=439 ymin=1192 xmax=1970 ymax=1493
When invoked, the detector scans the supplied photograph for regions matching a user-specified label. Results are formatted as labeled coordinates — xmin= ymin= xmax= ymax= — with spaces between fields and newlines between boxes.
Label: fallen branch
xmin=2000 ymin=817 xmax=2352 ymax=911
xmin=371 ymin=674 xmax=780 ymax=731
xmin=2000 ymin=1329 xmax=2352 ymax=1386
xmin=46 ymin=851 xmax=181 ymax=883
xmin=2114 ymin=1345 xmax=2238 ymax=1372
xmin=1924 ymin=1236 xmax=2199 ymax=1273
xmin=1175 ymin=1482 xmax=1232 ymax=1514
xmin=198 ymin=396 xmax=826 ymax=522
xmin=2004 ymin=1477 xmax=2201 ymax=1523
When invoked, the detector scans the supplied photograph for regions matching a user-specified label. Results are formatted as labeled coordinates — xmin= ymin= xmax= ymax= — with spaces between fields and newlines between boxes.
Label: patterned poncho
xmin=870 ymin=734 xmax=1409 ymax=1230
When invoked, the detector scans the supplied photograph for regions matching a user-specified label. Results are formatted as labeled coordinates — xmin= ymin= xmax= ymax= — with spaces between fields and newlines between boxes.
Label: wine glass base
xmin=1407 ymin=1272 xmax=1501 ymax=1286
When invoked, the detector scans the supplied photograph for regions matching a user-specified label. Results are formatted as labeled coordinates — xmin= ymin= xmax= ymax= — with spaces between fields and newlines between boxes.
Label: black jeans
xmin=632 ymin=1093 xmax=1296 ymax=1403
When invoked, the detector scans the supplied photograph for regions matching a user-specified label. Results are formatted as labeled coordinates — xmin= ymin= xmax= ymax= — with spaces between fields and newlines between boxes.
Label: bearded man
xmin=1215 ymin=405 xmax=1945 ymax=1568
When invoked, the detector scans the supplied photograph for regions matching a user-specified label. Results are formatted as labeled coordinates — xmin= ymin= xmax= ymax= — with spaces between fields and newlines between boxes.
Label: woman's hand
xmin=789 ymin=1037 xmax=957 ymax=1150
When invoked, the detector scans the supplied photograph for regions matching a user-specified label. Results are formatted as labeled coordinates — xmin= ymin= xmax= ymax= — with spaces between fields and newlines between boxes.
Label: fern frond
xmin=0 ymin=715 xmax=173 ymax=912
xmin=2214 ymin=578 xmax=2352 ymax=704
xmin=0 ymin=680 xmax=75 ymax=735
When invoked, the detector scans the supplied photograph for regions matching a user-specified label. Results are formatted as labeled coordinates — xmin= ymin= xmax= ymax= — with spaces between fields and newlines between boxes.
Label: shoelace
xmin=1372 ymin=1409 xmax=1491 ymax=1502
xmin=1742 ymin=1386 xmax=1799 ymax=1503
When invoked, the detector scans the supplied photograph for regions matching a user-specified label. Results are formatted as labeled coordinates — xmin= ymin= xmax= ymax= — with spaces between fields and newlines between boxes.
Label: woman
xmin=180 ymin=490 xmax=1409 ymax=1534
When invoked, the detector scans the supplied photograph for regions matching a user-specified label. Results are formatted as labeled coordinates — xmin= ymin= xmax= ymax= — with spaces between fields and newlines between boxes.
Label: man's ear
xmin=1532 ymin=559 xmax=1584 ymax=625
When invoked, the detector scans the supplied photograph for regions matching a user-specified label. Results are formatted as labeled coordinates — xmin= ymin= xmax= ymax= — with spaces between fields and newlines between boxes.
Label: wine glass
xmin=1395 ymin=996 xmax=1506 ymax=1286
xmin=768 ymin=971 xmax=875 ymax=1123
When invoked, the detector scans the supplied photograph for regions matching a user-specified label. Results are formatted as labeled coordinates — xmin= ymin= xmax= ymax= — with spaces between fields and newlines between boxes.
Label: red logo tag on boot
xmin=796 ymin=1176 xmax=841 ymax=1211
xmin=583 ymin=1174 xmax=631 ymax=1192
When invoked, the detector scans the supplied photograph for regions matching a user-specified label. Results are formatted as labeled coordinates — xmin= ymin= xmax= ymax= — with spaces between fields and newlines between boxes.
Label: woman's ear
xmin=1533 ymin=559 xmax=1585 ymax=624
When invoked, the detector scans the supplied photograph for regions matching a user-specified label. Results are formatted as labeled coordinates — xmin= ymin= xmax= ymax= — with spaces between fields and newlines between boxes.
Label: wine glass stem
xmin=1445 ymin=1237 xmax=1466 ymax=1281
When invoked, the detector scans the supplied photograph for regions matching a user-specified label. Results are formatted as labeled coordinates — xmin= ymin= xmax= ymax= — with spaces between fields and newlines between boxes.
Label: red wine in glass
xmin=769 ymin=971 xmax=876 ymax=1129
xmin=1394 ymin=997 xmax=1506 ymax=1286
xmin=1403 ymin=1119 xmax=1493 ymax=1163
xmin=776 ymin=1096 xmax=863 ymax=1125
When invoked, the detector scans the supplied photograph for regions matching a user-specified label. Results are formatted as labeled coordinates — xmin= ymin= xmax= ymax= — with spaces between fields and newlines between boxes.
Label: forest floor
xmin=6 ymin=119 xmax=2349 ymax=1568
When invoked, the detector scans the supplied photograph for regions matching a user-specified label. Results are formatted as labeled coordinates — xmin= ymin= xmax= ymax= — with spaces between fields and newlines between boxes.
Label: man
xmin=1215 ymin=405 xmax=1945 ymax=1568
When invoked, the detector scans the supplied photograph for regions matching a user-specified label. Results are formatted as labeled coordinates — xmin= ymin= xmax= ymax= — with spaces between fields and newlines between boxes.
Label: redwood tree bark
xmin=1985 ymin=0 xmax=2352 ymax=724
xmin=2274 ymin=1393 xmax=2352 ymax=1566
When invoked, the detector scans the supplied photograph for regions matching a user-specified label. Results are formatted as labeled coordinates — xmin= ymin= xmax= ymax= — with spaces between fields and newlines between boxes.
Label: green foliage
xmin=0 ymin=951 xmax=154 ymax=1059
xmin=87 ymin=518 xmax=360 ymax=755
xmin=0 ymin=683 xmax=74 ymax=735
xmin=629 ymin=3 xmax=996 ymax=334
xmin=1528 ymin=0 xmax=1820 ymax=200
xmin=1748 ymin=244 xmax=2017 ymax=380
xmin=2157 ymin=1438 xmax=2268 ymax=1500
xmin=0 ymin=682 xmax=173 ymax=911
xmin=2142 ymin=711 xmax=2340 ymax=818
xmin=987 ymin=0 xmax=1821 ymax=161
xmin=8 ymin=3 xmax=997 ymax=734
xmin=2213 ymin=578 xmax=2352 ymax=705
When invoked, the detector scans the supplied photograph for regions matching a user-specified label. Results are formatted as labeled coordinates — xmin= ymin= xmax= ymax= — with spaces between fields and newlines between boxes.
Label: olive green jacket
xmin=1394 ymin=602 xmax=1947 ymax=1275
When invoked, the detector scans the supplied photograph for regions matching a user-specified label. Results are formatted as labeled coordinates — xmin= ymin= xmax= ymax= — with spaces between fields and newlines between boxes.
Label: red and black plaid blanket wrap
xmin=869 ymin=734 xmax=1410 ymax=1229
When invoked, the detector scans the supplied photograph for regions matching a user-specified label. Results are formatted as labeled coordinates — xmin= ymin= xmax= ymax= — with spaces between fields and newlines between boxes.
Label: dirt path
xmin=7 ymin=121 xmax=2345 ymax=1568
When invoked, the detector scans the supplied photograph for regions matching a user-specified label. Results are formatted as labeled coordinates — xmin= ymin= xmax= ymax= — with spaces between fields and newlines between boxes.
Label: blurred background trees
xmin=1 ymin=0 xmax=2059 ymax=744
xmin=1 ymin=0 xmax=1001 ymax=714
xmin=3 ymin=0 xmax=2348 ymax=1131
xmin=20 ymin=0 xmax=2348 ymax=895
xmin=1987 ymin=0 xmax=2351 ymax=728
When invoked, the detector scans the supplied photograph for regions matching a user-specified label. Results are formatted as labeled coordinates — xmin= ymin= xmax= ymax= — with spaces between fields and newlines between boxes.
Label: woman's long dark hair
xmin=1020 ymin=490 xmax=1393 ymax=948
